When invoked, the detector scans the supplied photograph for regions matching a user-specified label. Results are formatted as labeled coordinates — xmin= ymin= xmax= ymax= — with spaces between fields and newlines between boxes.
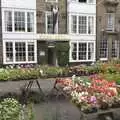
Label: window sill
xmin=100 ymin=58 xmax=108 ymax=61
xmin=69 ymin=60 xmax=95 ymax=62
xmin=3 ymin=61 xmax=37 ymax=64
xmin=3 ymin=32 xmax=36 ymax=34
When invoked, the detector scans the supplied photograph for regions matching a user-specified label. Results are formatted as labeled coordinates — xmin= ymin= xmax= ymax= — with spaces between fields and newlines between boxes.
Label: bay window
xmin=70 ymin=42 xmax=95 ymax=61
xmin=71 ymin=15 xmax=95 ymax=34
xmin=5 ymin=41 xmax=36 ymax=63
xmin=4 ymin=11 xmax=35 ymax=32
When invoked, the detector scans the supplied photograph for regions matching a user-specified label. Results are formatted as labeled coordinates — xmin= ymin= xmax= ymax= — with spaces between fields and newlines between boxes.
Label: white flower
xmin=39 ymin=69 xmax=43 ymax=75
xmin=72 ymin=75 xmax=76 ymax=81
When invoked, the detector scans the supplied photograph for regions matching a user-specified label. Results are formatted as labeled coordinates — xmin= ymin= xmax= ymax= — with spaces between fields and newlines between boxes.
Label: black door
xmin=48 ymin=48 xmax=54 ymax=65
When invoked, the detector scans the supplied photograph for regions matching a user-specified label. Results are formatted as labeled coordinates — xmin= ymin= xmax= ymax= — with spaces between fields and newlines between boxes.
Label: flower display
xmin=55 ymin=75 xmax=120 ymax=113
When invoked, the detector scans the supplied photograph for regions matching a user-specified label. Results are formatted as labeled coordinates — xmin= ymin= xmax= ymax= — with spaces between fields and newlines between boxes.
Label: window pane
xmin=4 ymin=11 xmax=12 ymax=32
xmin=71 ymin=15 xmax=77 ymax=33
xmin=28 ymin=42 xmax=34 ymax=61
xmin=78 ymin=43 xmax=87 ymax=60
xmin=14 ymin=12 xmax=25 ymax=32
xmin=88 ymin=0 xmax=94 ymax=3
xmin=107 ymin=13 xmax=115 ymax=31
xmin=46 ymin=13 xmax=53 ymax=33
xmin=112 ymin=40 xmax=119 ymax=58
xmin=27 ymin=12 xmax=34 ymax=32
xmin=88 ymin=43 xmax=94 ymax=60
xmin=79 ymin=0 xmax=87 ymax=2
xmin=88 ymin=16 xmax=94 ymax=34
xmin=100 ymin=39 xmax=108 ymax=58
xmin=15 ymin=42 xmax=26 ymax=61
xmin=6 ymin=42 xmax=13 ymax=62
xmin=79 ymin=16 xmax=87 ymax=34
xmin=71 ymin=43 xmax=77 ymax=60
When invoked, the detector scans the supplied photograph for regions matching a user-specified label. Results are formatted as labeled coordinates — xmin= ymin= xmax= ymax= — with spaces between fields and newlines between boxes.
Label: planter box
xmin=79 ymin=108 xmax=120 ymax=120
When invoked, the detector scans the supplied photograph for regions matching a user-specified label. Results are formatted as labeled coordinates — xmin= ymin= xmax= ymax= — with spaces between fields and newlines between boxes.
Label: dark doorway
xmin=48 ymin=48 xmax=55 ymax=65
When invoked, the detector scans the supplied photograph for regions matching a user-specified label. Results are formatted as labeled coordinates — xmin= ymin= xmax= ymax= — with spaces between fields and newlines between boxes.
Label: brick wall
xmin=36 ymin=0 xmax=67 ymax=34
xmin=96 ymin=0 xmax=120 ymax=60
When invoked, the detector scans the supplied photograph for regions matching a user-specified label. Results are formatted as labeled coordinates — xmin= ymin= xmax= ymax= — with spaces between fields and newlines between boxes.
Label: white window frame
xmin=4 ymin=11 xmax=12 ymax=32
xmin=3 ymin=40 xmax=37 ymax=64
xmin=106 ymin=13 xmax=115 ymax=32
xmin=99 ymin=38 xmax=108 ymax=61
xmin=71 ymin=15 xmax=77 ymax=34
xmin=14 ymin=11 xmax=25 ymax=32
xmin=70 ymin=14 xmax=95 ymax=35
xmin=3 ymin=9 xmax=35 ymax=33
xmin=88 ymin=16 xmax=94 ymax=34
xmin=5 ymin=42 xmax=13 ymax=62
xmin=69 ymin=41 xmax=95 ymax=62
xmin=45 ymin=11 xmax=53 ymax=34
xmin=27 ymin=12 xmax=34 ymax=32
xmin=112 ymin=40 xmax=119 ymax=59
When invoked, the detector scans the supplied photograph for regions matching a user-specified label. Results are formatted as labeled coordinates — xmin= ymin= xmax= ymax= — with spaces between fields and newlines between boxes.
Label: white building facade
xmin=1 ymin=0 xmax=37 ymax=64
xmin=68 ymin=0 xmax=96 ymax=63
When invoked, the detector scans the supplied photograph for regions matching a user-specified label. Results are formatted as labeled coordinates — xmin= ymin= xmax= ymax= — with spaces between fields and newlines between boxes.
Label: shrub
xmin=0 ymin=98 xmax=21 ymax=120
xmin=56 ymin=42 xmax=69 ymax=66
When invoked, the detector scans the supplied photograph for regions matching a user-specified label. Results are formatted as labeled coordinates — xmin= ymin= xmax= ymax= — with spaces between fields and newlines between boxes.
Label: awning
xmin=37 ymin=34 xmax=70 ymax=41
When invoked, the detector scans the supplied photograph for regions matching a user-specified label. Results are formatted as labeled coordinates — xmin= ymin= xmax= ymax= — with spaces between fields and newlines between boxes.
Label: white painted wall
xmin=2 ymin=8 xmax=37 ymax=34
xmin=67 ymin=0 xmax=96 ymax=62
xmin=1 ymin=0 xmax=37 ymax=64
xmin=2 ymin=33 xmax=37 ymax=40
xmin=69 ymin=35 xmax=96 ymax=41
xmin=68 ymin=2 xmax=96 ymax=14
xmin=1 ymin=0 xmax=36 ymax=9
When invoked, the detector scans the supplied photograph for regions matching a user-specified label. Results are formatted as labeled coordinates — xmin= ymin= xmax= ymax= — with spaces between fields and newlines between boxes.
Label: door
xmin=48 ymin=48 xmax=55 ymax=65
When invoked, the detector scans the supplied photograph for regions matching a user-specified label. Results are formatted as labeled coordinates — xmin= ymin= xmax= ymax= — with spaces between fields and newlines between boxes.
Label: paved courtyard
xmin=0 ymin=79 xmax=80 ymax=120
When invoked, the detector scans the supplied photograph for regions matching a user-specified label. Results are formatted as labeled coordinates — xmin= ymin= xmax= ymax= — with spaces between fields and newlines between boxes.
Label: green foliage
xmin=99 ymin=73 xmax=120 ymax=85
xmin=56 ymin=42 xmax=69 ymax=66
xmin=0 ymin=98 xmax=35 ymax=120
xmin=0 ymin=98 xmax=21 ymax=120
xmin=27 ymin=104 xmax=34 ymax=120
xmin=39 ymin=65 xmax=66 ymax=78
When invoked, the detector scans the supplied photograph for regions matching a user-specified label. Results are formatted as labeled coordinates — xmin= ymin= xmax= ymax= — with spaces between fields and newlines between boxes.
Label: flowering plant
xmin=55 ymin=75 xmax=120 ymax=113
